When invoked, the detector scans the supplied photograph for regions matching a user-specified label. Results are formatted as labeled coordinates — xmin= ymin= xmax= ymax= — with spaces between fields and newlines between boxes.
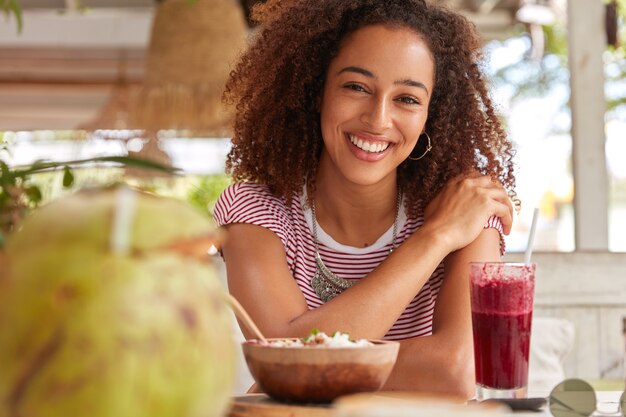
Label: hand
xmin=423 ymin=174 xmax=514 ymax=252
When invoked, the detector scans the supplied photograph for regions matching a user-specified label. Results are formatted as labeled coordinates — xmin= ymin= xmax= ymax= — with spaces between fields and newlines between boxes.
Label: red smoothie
xmin=470 ymin=263 xmax=535 ymax=391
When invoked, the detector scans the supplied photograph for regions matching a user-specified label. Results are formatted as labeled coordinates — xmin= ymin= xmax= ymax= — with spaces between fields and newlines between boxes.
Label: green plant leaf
xmin=62 ymin=166 xmax=74 ymax=187
xmin=24 ymin=185 xmax=42 ymax=204
xmin=93 ymin=156 xmax=179 ymax=174
xmin=0 ymin=160 xmax=16 ymax=186
xmin=186 ymin=174 xmax=231 ymax=215
xmin=11 ymin=155 xmax=179 ymax=178
xmin=1 ymin=0 xmax=23 ymax=33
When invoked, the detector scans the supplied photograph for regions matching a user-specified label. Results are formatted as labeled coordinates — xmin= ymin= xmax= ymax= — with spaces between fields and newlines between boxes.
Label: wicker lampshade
xmin=128 ymin=0 xmax=248 ymax=135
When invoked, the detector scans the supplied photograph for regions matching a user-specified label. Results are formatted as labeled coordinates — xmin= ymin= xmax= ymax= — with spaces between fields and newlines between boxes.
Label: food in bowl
xmin=259 ymin=329 xmax=374 ymax=348
xmin=242 ymin=329 xmax=399 ymax=403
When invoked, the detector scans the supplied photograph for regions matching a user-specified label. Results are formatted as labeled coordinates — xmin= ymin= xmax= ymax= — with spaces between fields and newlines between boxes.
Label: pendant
xmin=311 ymin=252 xmax=355 ymax=303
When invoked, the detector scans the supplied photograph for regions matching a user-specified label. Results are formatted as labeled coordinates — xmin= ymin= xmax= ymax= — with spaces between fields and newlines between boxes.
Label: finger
xmin=491 ymin=200 xmax=513 ymax=235
xmin=483 ymin=187 xmax=514 ymax=212
xmin=477 ymin=187 xmax=514 ymax=235
xmin=505 ymin=196 xmax=515 ymax=224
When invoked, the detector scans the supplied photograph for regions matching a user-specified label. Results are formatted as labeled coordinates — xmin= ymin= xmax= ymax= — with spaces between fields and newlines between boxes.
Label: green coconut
xmin=0 ymin=187 xmax=235 ymax=417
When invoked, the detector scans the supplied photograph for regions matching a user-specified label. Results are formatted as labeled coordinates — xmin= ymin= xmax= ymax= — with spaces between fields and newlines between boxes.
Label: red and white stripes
xmin=215 ymin=182 xmax=504 ymax=341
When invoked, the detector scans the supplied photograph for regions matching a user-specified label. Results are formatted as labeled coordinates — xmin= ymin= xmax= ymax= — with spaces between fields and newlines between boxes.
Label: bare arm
xmin=382 ymin=228 xmax=502 ymax=398
xmin=222 ymin=175 xmax=512 ymax=396
xmin=224 ymin=175 xmax=511 ymax=338
xmin=223 ymin=220 xmax=451 ymax=339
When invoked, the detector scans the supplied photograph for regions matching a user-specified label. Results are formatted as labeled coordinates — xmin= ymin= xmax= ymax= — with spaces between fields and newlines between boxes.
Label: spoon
xmin=223 ymin=292 xmax=268 ymax=344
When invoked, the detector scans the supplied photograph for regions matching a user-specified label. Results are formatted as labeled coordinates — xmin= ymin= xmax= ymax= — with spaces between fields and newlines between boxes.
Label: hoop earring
xmin=408 ymin=132 xmax=432 ymax=161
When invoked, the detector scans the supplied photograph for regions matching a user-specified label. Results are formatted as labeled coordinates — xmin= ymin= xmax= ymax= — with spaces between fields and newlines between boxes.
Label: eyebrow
xmin=337 ymin=66 xmax=430 ymax=96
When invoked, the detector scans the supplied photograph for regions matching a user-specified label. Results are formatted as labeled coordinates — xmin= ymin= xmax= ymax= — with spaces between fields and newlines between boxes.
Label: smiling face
xmin=318 ymin=24 xmax=435 ymax=189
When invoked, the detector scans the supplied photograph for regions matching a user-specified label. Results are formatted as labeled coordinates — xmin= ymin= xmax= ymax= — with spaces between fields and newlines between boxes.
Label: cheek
xmin=319 ymin=114 xmax=339 ymax=152
xmin=319 ymin=84 xmax=337 ymax=119
xmin=320 ymin=100 xmax=350 ymax=138
xmin=399 ymin=119 xmax=425 ymax=143
xmin=326 ymin=104 xmax=360 ymax=135
xmin=320 ymin=91 xmax=340 ymax=118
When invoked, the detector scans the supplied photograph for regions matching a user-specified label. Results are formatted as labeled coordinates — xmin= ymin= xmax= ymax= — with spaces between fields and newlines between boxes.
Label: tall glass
xmin=470 ymin=262 xmax=536 ymax=400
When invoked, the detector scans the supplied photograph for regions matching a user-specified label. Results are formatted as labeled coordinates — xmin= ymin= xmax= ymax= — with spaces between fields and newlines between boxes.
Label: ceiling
xmin=0 ymin=0 xmax=524 ymax=131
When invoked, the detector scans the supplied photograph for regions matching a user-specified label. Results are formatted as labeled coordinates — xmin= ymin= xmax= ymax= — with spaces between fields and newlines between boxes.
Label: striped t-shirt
xmin=214 ymin=182 xmax=504 ymax=341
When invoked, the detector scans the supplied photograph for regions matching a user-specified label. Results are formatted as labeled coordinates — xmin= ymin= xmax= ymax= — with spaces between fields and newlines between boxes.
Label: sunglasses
xmin=549 ymin=379 xmax=626 ymax=417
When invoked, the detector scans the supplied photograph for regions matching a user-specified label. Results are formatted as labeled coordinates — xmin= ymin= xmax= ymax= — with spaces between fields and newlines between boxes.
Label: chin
xmin=344 ymin=171 xmax=396 ymax=188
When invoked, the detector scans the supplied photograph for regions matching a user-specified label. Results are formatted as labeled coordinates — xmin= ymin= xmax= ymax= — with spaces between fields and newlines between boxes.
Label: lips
xmin=348 ymin=133 xmax=391 ymax=153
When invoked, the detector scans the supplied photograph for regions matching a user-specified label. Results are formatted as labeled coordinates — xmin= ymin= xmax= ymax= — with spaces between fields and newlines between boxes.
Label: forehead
xmin=330 ymin=24 xmax=435 ymax=85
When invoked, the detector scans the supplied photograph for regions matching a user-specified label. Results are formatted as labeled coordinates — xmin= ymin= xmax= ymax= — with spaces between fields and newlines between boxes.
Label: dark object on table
xmin=485 ymin=397 xmax=547 ymax=412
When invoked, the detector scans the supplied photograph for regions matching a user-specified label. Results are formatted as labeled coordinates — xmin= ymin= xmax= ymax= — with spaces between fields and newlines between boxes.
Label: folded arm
xmin=223 ymin=220 xmax=450 ymax=340
xmin=220 ymin=175 xmax=512 ymax=398
xmin=382 ymin=227 xmax=502 ymax=399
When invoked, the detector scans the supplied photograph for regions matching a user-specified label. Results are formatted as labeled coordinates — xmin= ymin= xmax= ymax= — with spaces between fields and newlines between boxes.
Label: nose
xmin=360 ymin=95 xmax=392 ymax=131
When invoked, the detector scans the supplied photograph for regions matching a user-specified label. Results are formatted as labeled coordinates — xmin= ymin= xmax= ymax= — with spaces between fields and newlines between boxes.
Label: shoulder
xmin=214 ymin=182 xmax=290 ymax=227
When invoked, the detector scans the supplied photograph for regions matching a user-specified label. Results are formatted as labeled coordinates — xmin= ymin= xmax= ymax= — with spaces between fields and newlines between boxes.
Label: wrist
xmin=414 ymin=222 xmax=454 ymax=256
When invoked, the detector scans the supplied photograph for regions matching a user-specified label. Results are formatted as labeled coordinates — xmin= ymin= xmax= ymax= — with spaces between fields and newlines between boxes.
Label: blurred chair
xmin=529 ymin=317 xmax=575 ymax=391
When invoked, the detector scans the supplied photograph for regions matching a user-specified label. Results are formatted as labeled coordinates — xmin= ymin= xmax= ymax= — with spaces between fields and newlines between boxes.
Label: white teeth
xmin=349 ymin=134 xmax=389 ymax=153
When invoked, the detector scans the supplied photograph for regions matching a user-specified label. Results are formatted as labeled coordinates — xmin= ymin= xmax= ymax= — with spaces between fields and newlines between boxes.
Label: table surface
xmin=229 ymin=391 xmax=624 ymax=417
xmin=513 ymin=391 xmax=622 ymax=417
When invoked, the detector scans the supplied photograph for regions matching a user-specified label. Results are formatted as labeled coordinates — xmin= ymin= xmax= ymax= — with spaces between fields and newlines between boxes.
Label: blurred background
xmin=1 ymin=0 xmax=625 ymax=387
xmin=1 ymin=0 xmax=624 ymax=252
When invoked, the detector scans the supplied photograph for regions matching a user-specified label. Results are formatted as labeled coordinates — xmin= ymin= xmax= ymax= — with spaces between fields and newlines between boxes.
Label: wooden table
xmin=228 ymin=394 xmax=331 ymax=417
xmin=228 ymin=391 xmax=624 ymax=417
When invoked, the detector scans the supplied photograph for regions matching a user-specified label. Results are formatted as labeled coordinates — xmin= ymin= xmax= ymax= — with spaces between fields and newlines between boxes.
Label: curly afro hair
xmin=224 ymin=0 xmax=518 ymax=211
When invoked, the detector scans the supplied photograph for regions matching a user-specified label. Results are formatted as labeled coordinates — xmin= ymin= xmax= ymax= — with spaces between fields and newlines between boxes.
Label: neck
xmin=312 ymin=158 xmax=399 ymax=248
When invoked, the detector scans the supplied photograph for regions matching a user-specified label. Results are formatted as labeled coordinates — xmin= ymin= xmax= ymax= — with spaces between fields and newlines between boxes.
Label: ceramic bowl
xmin=242 ymin=338 xmax=400 ymax=403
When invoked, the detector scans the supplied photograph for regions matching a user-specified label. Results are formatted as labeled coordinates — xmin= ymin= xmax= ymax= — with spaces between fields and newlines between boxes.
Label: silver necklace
xmin=310 ymin=192 xmax=401 ymax=303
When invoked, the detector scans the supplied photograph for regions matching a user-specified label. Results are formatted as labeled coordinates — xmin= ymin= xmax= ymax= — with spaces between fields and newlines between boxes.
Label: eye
xmin=396 ymin=96 xmax=421 ymax=105
xmin=343 ymin=83 xmax=368 ymax=93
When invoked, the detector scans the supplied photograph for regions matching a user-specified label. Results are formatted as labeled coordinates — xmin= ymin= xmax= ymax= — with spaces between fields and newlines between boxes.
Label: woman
xmin=214 ymin=0 xmax=517 ymax=398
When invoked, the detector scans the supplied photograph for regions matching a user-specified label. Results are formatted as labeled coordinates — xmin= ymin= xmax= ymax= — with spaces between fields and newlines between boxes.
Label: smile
xmin=348 ymin=134 xmax=390 ymax=153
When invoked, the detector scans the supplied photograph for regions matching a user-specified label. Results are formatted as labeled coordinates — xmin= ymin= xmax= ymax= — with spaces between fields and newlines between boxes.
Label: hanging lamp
xmin=128 ymin=0 xmax=248 ymax=136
